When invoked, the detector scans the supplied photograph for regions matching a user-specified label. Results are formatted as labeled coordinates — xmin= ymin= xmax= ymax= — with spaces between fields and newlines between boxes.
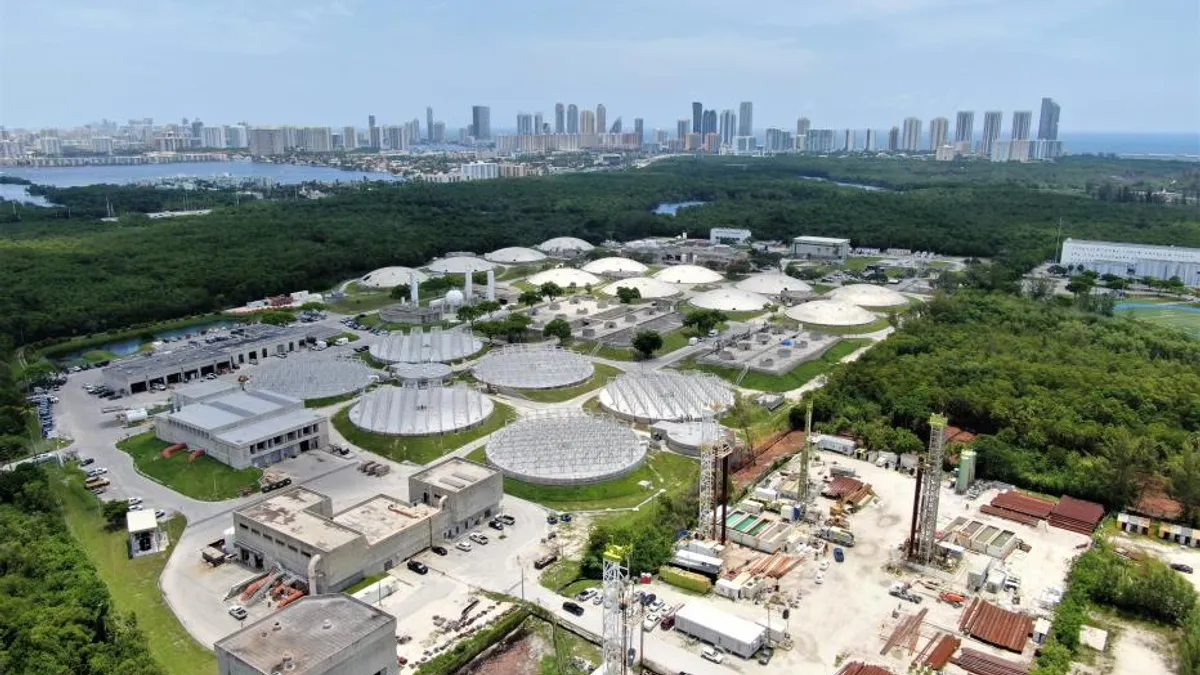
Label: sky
xmin=1 ymin=0 xmax=1198 ymax=133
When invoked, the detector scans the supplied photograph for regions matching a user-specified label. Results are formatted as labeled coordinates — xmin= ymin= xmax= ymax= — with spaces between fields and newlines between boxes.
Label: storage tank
xmin=120 ymin=408 xmax=148 ymax=424
xmin=956 ymin=449 xmax=977 ymax=494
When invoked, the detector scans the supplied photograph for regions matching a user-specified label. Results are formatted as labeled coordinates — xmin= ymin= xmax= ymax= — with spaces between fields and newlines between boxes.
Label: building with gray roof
xmin=215 ymin=594 xmax=397 ymax=675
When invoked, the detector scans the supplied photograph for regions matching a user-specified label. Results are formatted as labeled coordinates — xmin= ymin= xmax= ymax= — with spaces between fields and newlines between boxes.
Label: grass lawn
xmin=116 ymin=432 xmax=262 ymax=500
xmin=52 ymin=469 xmax=215 ymax=675
xmin=569 ymin=326 xmax=700 ymax=362
xmin=334 ymin=401 xmax=517 ymax=464
xmin=560 ymin=579 xmax=602 ymax=598
xmin=341 ymin=571 xmax=389 ymax=594
xmin=678 ymin=338 xmax=873 ymax=392
xmin=926 ymin=260 xmax=953 ymax=269
xmin=328 ymin=291 xmax=396 ymax=314
xmin=467 ymin=448 xmax=698 ymax=512
xmin=809 ymin=283 xmax=834 ymax=294
xmin=843 ymin=256 xmax=883 ymax=272
xmin=800 ymin=316 xmax=891 ymax=335
xmin=539 ymin=558 xmax=584 ymax=591
xmin=719 ymin=396 xmax=794 ymax=446
xmin=519 ymin=363 xmax=623 ymax=403
xmin=582 ymin=396 xmax=602 ymax=413
xmin=304 ymin=390 xmax=360 ymax=409
xmin=1120 ymin=306 xmax=1200 ymax=337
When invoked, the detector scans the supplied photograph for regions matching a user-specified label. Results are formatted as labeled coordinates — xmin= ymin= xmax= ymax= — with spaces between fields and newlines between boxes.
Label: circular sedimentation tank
xmin=246 ymin=355 xmax=379 ymax=401
xmin=472 ymin=345 xmax=594 ymax=390
xmin=348 ymin=384 xmax=494 ymax=436
xmin=368 ymin=327 xmax=483 ymax=364
xmin=485 ymin=413 xmax=646 ymax=485
xmin=599 ymin=371 xmax=734 ymax=423
xmin=784 ymin=299 xmax=877 ymax=327
xmin=827 ymin=283 xmax=909 ymax=308
xmin=653 ymin=264 xmax=724 ymax=285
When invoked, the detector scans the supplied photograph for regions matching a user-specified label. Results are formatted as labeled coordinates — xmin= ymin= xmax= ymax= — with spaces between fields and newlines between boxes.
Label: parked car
xmin=498 ymin=514 xmax=516 ymax=525
xmin=79 ymin=457 xmax=95 ymax=466
xmin=559 ymin=513 xmax=573 ymax=523
xmin=87 ymin=467 xmax=108 ymax=477
xmin=1172 ymin=563 xmax=1194 ymax=574
xmin=576 ymin=588 xmax=598 ymax=602
xmin=650 ymin=599 xmax=666 ymax=613
xmin=833 ymin=547 xmax=845 ymax=563
xmin=469 ymin=532 xmax=489 ymax=545
xmin=757 ymin=646 xmax=775 ymax=665
xmin=487 ymin=520 xmax=504 ymax=531
xmin=407 ymin=560 xmax=429 ymax=575
xmin=546 ymin=515 xmax=558 ymax=525
xmin=562 ymin=601 xmax=584 ymax=616
xmin=228 ymin=605 xmax=248 ymax=620
xmin=659 ymin=614 xmax=675 ymax=630
xmin=430 ymin=545 xmax=448 ymax=556
xmin=128 ymin=504 xmax=143 ymax=511
xmin=533 ymin=554 xmax=558 ymax=570
xmin=643 ymin=616 xmax=657 ymax=631
xmin=455 ymin=541 xmax=472 ymax=552
xmin=701 ymin=646 xmax=724 ymax=664
xmin=128 ymin=497 xmax=143 ymax=506
xmin=154 ymin=509 xmax=167 ymax=519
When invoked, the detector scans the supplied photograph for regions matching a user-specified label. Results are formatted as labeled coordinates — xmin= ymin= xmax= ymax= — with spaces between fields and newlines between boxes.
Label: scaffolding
xmin=599 ymin=371 xmax=734 ymax=423
xmin=347 ymin=383 xmax=494 ymax=436
xmin=602 ymin=544 xmax=630 ymax=675
xmin=367 ymin=327 xmax=483 ymax=364
xmin=472 ymin=345 xmax=594 ymax=390
xmin=486 ymin=412 xmax=645 ymax=485
xmin=910 ymin=413 xmax=948 ymax=564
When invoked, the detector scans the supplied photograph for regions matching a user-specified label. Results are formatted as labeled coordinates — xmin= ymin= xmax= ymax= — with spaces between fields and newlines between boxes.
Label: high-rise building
xmin=368 ymin=114 xmax=380 ymax=149
xmin=929 ymin=117 xmax=950 ymax=151
xmin=298 ymin=126 xmax=333 ymax=152
xmin=225 ymin=125 xmax=249 ymax=149
xmin=567 ymin=104 xmax=579 ymax=134
xmin=1037 ymin=97 xmax=1060 ymax=140
xmin=677 ymin=119 xmax=691 ymax=140
xmin=471 ymin=106 xmax=491 ymax=140
xmin=91 ymin=137 xmax=114 ymax=154
xmin=248 ymin=127 xmax=286 ymax=156
xmin=865 ymin=128 xmax=877 ymax=152
xmin=901 ymin=117 xmax=922 ymax=152
xmin=201 ymin=126 xmax=226 ymax=149
xmin=609 ymin=118 xmax=622 ymax=134
xmin=719 ymin=110 xmax=737 ymax=146
xmin=954 ymin=111 xmax=975 ymax=144
xmin=517 ymin=113 xmax=534 ymax=136
xmin=554 ymin=103 xmax=565 ymax=134
xmin=342 ymin=126 xmax=358 ymax=150
xmin=796 ymin=117 xmax=811 ymax=137
xmin=887 ymin=126 xmax=900 ymax=152
xmin=633 ymin=118 xmax=644 ymax=145
xmin=738 ymin=101 xmax=753 ymax=137
xmin=692 ymin=102 xmax=703 ymax=139
xmin=764 ymin=128 xmax=793 ymax=152
xmin=596 ymin=105 xmax=606 ymax=135
xmin=842 ymin=129 xmax=855 ymax=152
xmin=580 ymin=110 xmax=596 ymax=135
xmin=1011 ymin=111 xmax=1033 ymax=141
xmin=191 ymin=119 xmax=204 ymax=140
xmin=534 ymin=113 xmax=544 ymax=135
xmin=431 ymin=122 xmax=446 ymax=143
xmin=702 ymin=109 xmax=717 ymax=136
xmin=980 ymin=111 xmax=1002 ymax=156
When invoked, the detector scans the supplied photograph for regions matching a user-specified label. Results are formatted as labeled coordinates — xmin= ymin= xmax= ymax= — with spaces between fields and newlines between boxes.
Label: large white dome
xmin=582 ymin=257 xmax=650 ymax=276
xmin=827 ymin=283 xmax=908 ymax=308
xmin=600 ymin=277 xmax=681 ymax=299
xmin=653 ymin=265 xmax=724 ymax=285
xmin=485 ymin=246 xmax=548 ymax=264
xmin=690 ymin=288 xmax=772 ymax=312
xmin=785 ymin=300 xmax=876 ymax=326
xmin=443 ymin=289 xmax=466 ymax=306
xmin=537 ymin=237 xmax=595 ymax=255
xmin=736 ymin=273 xmax=813 ymax=296
xmin=526 ymin=268 xmax=602 ymax=288
xmin=359 ymin=266 xmax=429 ymax=289
xmin=427 ymin=256 xmax=497 ymax=274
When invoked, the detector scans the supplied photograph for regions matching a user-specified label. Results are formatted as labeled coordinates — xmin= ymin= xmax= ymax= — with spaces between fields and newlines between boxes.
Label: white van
xmin=701 ymin=646 xmax=724 ymax=663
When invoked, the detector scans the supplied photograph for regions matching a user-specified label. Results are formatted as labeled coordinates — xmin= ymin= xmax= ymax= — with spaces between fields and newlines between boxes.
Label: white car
xmin=591 ymin=593 xmax=603 ymax=605
xmin=643 ymin=616 xmax=657 ymax=632
xmin=455 ymin=541 xmax=472 ymax=552
xmin=701 ymin=646 xmax=724 ymax=664
xmin=228 ymin=605 xmax=248 ymax=620
xmin=128 ymin=497 xmax=143 ymax=506
xmin=87 ymin=467 xmax=108 ymax=477
xmin=154 ymin=509 xmax=167 ymax=519
xmin=650 ymin=600 xmax=666 ymax=612
xmin=128 ymin=504 xmax=143 ymax=511
xmin=469 ymin=532 xmax=489 ymax=545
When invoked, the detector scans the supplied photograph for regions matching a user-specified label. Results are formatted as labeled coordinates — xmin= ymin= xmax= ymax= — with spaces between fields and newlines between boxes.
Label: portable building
xmin=673 ymin=602 xmax=766 ymax=658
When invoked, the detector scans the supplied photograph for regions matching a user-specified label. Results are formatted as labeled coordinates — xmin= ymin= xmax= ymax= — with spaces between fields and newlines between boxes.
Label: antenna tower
xmin=601 ymin=544 xmax=630 ymax=675
xmin=910 ymin=413 xmax=948 ymax=564
xmin=796 ymin=399 xmax=814 ymax=507
xmin=697 ymin=414 xmax=717 ymax=540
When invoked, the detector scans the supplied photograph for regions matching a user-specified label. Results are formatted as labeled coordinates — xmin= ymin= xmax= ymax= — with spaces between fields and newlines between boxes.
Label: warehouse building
xmin=673 ymin=602 xmax=767 ymax=658
xmin=409 ymin=458 xmax=505 ymax=538
xmin=154 ymin=382 xmax=328 ymax=469
xmin=1060 ymin=238 xmax=1200 ymax=285
xmin=792 ymin=235 xmax=851 ymax=261
xmin=215 ymin=594 xmax=397 ymax=675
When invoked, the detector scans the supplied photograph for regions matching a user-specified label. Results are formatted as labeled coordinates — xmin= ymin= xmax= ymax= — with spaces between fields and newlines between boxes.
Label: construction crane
xmin=907 ymin=413 xmax=948 ymax=565
xmin=602 ymin=544 xmax=631 ymax=675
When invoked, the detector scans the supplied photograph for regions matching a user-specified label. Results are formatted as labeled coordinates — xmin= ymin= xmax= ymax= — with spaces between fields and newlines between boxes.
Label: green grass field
xmin=333 ymin=401 xmax=517 ymax=464
xmin=678 ymin=338 xmax=873 ymax=392
xmin=327 ymin=290 xmax=396 ymax=314
xmin=800 ymin=316 xmax=891 ymax=335
xmin=116 ymin=432 xmax=263 ymax=500
xmin=52 ymin=469 xmax=215 ymax=675
xmin=467 ymin=448 xmax=698 ymax=512
xmin=1120 ymin=306 xmax=1200 ymax=336
xmin=568 ymin=326 xmax=696 ymax=362
xmin=842 ymin=256 xmax=883 ymax=272
xmin=519 ymin=363 xmax=623 ymax=402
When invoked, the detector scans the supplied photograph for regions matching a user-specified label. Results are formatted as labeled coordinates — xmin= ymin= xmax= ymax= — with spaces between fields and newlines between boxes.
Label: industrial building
xmin=101 ymin=325 xmax=314 ymax=394
xmin=792 ymin=235 xmax=852 ymax=261
xmin=673 ymin=602 xmax=767 ymax=658
xmin=1060 ymin=238 xmax=1200 ymax=285
xmin=154 ymin=381 xmax=328 ymax=469
xmin=709 ymin=227 xmax=752 ymax=245
xmin=127 ymin=510 xmax=166 ymax=557
xmin=215 ymin=594 xmax=397 ymax=675
xmin=409 ymin=458 xmax=505 ymax=539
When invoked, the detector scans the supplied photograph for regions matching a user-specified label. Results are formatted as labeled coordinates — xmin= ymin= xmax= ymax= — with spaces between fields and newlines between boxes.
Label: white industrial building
xmin=1060 ymin=238 xmax=1200 ymax=285
xmin=215 ymin=594 xmax=397 ymax=675
xmin=127 ymin=510 xmax=166 ymax=557
xmin=710 ymin=227 xmax=752 ymax=245
xmin=673 ymin=603 xmax=767 ymax=658
xmin=154 ymin=381 xmax=328 ymax=469
xmin=792 ymin=236 xmax=851 ymax=261
xmin=409 ymin=458 xmax=505 ymax=539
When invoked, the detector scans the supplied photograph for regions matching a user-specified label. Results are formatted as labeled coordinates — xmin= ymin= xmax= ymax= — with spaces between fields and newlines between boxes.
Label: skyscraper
xmin=425 ymin=107 xmax=433 ymax=142
xmin=567 ymin=105 xmax=579 ymax=134
xmin=580 ymin=110 xmax=596 ymax=135
xmin=1037 ymin=98 xmax=1060 ymax=140
xmin=719 ymin=110 xmax=737 ymax=145
xmin=596 ymin=105 xmax=606 ymax=135
xmin=368 ymin=114 xmax=380 ymax=149
xmin=929 ymin=117 xmax=950 ymax=150
xmin=431 ymin=122 xmax=445 ymax=144
xmin=677 ymin=119 xmax=691 ymax=140
xmin=865 ymin=128 xmax=877 ymax=152
xmin=633 ymin=118 xmax=644 ymax=145
xmin=609 ymin=118 xmax=622 ymax=134
xmin=796 ymin=117 xmax=811 ymax=137
xmin=901 ymin=117 xmax=922 ymax=152
xmin=554 ymin=103 xmax=565 ymax=134
xmin=844 ymin=129 xmax=856 ymax=152
xmin=738 ymin=101 xmax=753 ymax=137
xmin=534 ymin=113 xmax=544 ymax=135
xmin=1011 ymin=111 xmax=1032 ymax=141
xmin=702 ymin=109 xmax=717 ymax=136
xmin=692 ymin=102 xmax=703 ymax=139
xmin=954 ymin=111 xmax=975 ymax=144
xmin=342 ymin=125 xmax=358 ymax=150
xmin=471 ymin=106 xmax=491 ymax=140
xmin=517 ymin=113 xmax=533 ymax=135
xmin=887 ymin=126 xmax=900 ymax=152
xmin=980 ymin=111 xmax=1002 ymax=156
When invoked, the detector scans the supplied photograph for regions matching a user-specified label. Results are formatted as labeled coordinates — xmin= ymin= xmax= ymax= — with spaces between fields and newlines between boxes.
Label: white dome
xmin=359 ymin=266 xmax=429 ymax=289
xmin=526 ymin=268 xmax=602 ymax=288
xmin=582 ymin=257 xmax=649 ymax=276
xmin=485 ymin=246 xmax=548 ymax=264
xmin=736 ymin=273 xmax=813 ymax=296
xmin=444 ymin=289 xmax=465 ymax=306
xmin=537 ymin=237 xmax=595 ymax=255
xmin=653 ymin=264 xmax=724 ymax=285
xmin=828 ymin=283 xmax=908 ymax=308
xmin=600 ymin=277 xmax=681 ymax=299
xmin=427 ymin=256 xmax=496 ymax=274
xmin=785 ymin=300 xmax=876 ymax=326
xmin=690 ymin=288 xmax=772 ymax=312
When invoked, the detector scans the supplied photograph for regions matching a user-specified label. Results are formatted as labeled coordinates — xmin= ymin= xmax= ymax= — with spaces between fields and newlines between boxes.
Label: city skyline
xmin=1 ymin=0 xmax=1197 ymax=132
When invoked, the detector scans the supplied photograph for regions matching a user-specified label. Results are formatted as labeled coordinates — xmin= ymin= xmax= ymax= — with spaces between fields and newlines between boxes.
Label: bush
xmin=659 ymin=566 xmax=712 ymax=594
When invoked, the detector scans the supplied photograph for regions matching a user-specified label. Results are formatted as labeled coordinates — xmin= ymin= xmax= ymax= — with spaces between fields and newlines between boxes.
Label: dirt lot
xmin=1112 ymin=623 xmax=1174 ymax=675
xmin=732 ymin=430 xmax=806 ymax=491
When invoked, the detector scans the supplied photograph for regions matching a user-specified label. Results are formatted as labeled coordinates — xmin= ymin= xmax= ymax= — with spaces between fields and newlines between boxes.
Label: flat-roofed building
xmin=215 ymin=594 xmax=397 ymax=675
xmin=1061 ymin=238 xmax=1200 ymax=285
xmin=792 ymin=235 xmax=852 ymax=261
xmin=154 ymin=383 xmax=328 ymax=469
xmin=409 ymin=458 xmax=504 ymax=538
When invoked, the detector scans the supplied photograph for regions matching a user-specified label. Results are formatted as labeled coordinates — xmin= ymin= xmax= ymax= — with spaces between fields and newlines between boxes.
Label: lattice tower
xmin=914 ymin=413 xmax=948 ymax=564
xmin=697 ymin=415 xmax=719 ymax=540
xmin=796 ymin=399 xmax=814 ymax=505
xmin=602 ymin=545 xmax=630 ymax=675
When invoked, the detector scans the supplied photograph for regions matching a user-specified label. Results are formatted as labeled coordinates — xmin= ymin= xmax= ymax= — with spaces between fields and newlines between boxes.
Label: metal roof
xmin=236 ymin=488 xmax=361 ymax=552
xmin=216 ymin=408 xmax=324 ymax=446
xmin=126 ymin=510 xmax=158 ymax=533
xmin=674 ymin=602 xmax=765 ymax=646
xmin=410 ymin=457 xmax=496 ymax=493
xmin=959 ymin=598 xmax=1033 ymax=653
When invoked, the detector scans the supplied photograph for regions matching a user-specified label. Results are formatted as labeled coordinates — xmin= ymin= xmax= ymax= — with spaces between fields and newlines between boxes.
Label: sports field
xmin=1119 ymin=304 xmax=1200 ymax=337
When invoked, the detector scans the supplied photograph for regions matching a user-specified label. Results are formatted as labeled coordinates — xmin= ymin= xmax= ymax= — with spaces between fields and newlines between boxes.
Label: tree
xmin=1171 ymin=434 xmax=1200 ymax=526
xmin=631 ymin=330 xmax=663 ymax=359
xmin=1027 ymin=277 xmax=1054 ymax=300
xmin=785 ymin=264 xmax=825 ymax=281
xmin=543 ymin=318 xmax=572 ymax=342
xmin=539 ymin=282 xmax=563 ymax=300
xmin=615 ymin=286 xmax=641 ymax=304
xmin=518 ymin=290 xmax=541 ymax=308
xmin=682 ymin=309 xmax=728 ymax=336
xmin=257 ymin=310 xmax=295 ymax=326
xmin=1097 ymin=427 xmax=1153 ymax=509
xmin=456 ymin=304 xmax=483 ymax=328
xmin=102 ymin=500 xmax=131 ymax=531
xmin=475 ymin=300 xmax=501 ymax=315
xmin=389 ymin=284 xmax=411 ymax=300
xmin=1065 ymin=275 xmax=1095 ymax=296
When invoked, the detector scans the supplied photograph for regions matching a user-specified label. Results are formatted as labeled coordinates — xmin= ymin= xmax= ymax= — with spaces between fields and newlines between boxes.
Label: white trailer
xmin=673 ymin=602 xmax=766 ymax=659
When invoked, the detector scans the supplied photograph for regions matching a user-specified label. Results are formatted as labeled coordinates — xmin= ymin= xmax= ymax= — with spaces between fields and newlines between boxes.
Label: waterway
xmin=653 ymin=201 xmax=708 ymax=215
xmin=56 ymin=319 xmax=243 ymax=362
xmin=797 ymin=176 xmax=890 ymax=191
